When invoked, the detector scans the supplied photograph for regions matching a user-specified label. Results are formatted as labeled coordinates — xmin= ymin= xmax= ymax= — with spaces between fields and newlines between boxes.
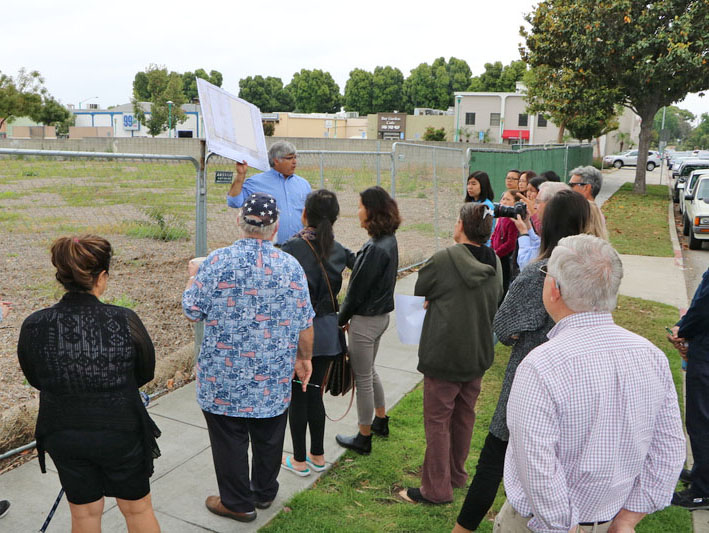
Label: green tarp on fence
xmin=466 ymin=144 xmax=593 ymax=199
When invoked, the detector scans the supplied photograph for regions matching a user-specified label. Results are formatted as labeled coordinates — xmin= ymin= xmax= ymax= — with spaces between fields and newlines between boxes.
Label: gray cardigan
xmin=488 ymin=258 xmax=555 ymax=441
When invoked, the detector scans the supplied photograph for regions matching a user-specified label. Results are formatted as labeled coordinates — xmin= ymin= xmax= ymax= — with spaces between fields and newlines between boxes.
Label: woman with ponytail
xmin=279 ymin=190 xmax=355 ymax=476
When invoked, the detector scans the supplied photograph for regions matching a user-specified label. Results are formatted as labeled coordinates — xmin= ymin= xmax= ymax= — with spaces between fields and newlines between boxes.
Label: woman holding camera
xmin=335 ymin=186 xmax=400 ymax=456
xmin=490 ymin=191 xmax=520 ymax=295
xmin=18 ymin=235 xmax=160 ymax=533
xmin=453 ymin=190 xmax=591 ymax=533
xmin=280 ymin=190 xmax=354 ymax=476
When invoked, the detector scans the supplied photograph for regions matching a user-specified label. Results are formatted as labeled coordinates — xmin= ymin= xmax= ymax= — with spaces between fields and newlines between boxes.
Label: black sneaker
xmin=680 ymin=468 xmax=693 ymax=484
xmin=672 ymin=489 xmax=709 ymax=510
xmin=0 ymin=500 xmax=9 ymax=519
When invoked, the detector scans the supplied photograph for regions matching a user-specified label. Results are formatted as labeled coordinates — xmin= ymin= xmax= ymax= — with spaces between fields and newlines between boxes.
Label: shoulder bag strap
xmin=303 ymin=238 xmax=355 ymax=422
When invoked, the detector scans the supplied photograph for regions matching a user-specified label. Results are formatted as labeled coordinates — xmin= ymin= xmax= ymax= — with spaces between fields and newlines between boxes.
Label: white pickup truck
xmin=683 ymin=174 xmax=709 ymax=250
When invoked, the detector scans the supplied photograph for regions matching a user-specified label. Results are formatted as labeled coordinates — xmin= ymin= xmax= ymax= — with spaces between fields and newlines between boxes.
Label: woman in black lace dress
xmin=18 ymin=235 xmax=161 ymax=533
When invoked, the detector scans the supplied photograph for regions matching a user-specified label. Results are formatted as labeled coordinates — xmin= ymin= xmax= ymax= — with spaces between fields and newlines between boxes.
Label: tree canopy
xmin=182 ymin=69 xmax=223 ymax=101
xmin=468 ymin=60 xmax=527 ymax=92
xmin=132 ymin=65 xmax=187 ymax=137
xmin=522 ymin=0 xmax=709 ymax=193
xmin=238 ymin=75 xmax=293 ymax=112
xmin=285 ymin=69 xmax=341 ymax=113
xmin=133 ymin=66 xmax=222 ymax=103
xmin=343 ymin=68 xmax=374 ymax=116
xmin=372 ymin=66 xmax=404 ymax=113
xmin=0 ymin=69 xmax=47 ymax=129
xmin=683 ymin=113 xmax=709 ymax=150
xmin=653 ymin=106 xmax=695 ymax=147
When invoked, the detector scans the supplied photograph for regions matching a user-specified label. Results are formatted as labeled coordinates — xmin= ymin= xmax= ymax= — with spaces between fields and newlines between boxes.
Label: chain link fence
xmin=0 ymin=147 xmax=203 ymax=450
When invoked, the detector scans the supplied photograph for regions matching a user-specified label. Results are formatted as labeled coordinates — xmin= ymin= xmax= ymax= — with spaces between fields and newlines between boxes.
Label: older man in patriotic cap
xmin=183 ymin=192 xmax=314 ymax=523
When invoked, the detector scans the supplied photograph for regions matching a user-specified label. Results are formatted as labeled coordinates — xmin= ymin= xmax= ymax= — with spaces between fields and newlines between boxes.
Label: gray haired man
xmin=569 ymin=165 xmax=602 ymax=201
xmin=227 ymin=140 xmax=312 ymax=244
xmin=499 ymin=234 xmax=685 ymax=532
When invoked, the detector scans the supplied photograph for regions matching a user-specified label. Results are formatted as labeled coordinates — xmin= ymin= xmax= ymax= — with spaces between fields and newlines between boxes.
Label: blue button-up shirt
xmin=227 ymin=168 xmax=312 ymax=244
xmin=182 ymin=238 xmax=314 ymax=418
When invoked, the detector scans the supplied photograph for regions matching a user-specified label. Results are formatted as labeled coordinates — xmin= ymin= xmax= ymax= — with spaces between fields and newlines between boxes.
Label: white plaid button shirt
xmin=504 ymin=312 xmax=685 ymax=533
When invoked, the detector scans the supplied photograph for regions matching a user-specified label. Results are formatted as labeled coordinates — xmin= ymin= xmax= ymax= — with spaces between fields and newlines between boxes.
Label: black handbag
xmin=303 ymin=239 xmax=355 ymax=420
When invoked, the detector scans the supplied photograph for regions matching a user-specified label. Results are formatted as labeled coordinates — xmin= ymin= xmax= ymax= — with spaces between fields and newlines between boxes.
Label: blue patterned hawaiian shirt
xmin=182 ymin=238 xmax=314 ymax=418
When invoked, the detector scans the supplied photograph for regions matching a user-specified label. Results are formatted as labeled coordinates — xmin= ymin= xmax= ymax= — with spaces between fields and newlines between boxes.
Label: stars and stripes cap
xmin=241 ymin=192 xmax=279 ymax=227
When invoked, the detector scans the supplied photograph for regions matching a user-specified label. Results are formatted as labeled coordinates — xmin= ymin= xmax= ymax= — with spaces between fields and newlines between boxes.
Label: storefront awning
xmin=502 ymin=129 xmax=530 ymax=140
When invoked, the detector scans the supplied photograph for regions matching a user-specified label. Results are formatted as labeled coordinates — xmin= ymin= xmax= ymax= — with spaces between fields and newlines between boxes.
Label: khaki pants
xmin=493 ymin=501 xmax=611 ymax=533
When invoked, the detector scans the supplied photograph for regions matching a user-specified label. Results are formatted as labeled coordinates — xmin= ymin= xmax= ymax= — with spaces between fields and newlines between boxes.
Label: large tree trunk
xmin=633 ymin=107 xmax=658 ymax=194
xmin=556 ymin=121 xmax=566 ymax=144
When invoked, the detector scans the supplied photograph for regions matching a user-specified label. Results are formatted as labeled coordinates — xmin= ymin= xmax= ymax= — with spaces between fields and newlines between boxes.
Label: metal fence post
xmin=195 ymin=140 xmax=208 ymax=359
xmin=376 ymin=140 xmax=381 ymax=186
xmin=319 ymin=152 xmax=325 ymax=188
xmin=390 ymin=143 xmax=397 ymax=198
xmin=564 ymin=144 xmax=569 ymax=179
xmin=433 ymin=148 xmax=440 ymax=251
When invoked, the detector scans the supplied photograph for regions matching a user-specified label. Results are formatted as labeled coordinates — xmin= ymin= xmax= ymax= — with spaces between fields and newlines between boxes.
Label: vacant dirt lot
xmin=0 ymin=155 xmax=462 ymax=451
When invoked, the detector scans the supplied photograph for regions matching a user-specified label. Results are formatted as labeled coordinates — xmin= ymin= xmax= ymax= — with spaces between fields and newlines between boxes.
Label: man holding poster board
xmin=227 ymin=141 xmax=311 ymax=245
xmin=196 ymin=79 xmax=311 ymax=245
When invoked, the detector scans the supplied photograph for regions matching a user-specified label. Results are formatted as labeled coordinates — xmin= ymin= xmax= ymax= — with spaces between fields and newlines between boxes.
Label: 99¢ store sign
xmin=123 ymin=113 xmax=140 ymax=131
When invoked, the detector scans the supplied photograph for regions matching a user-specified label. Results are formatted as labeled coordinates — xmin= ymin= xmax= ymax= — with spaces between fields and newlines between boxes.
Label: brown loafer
xmin=205 ymin=495 xmax=257 ymax=522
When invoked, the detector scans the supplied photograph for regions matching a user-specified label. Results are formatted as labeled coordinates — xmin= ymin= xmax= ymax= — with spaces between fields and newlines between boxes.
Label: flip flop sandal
xmin=398 ymin=488 xmax=442 ymax=505
xmin=281 ymin=455 xmax=310 ymax=477
xmin=306 ymin=457 xmax=327 ymax=472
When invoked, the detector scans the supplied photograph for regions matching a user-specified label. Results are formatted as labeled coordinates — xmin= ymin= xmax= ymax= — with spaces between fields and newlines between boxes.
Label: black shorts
xmin=45 ymin=429 xmax=150 ymax=505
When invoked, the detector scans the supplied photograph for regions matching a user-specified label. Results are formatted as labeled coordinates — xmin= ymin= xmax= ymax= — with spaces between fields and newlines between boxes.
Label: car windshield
xmin=698 ymin=180 xmax=709 ymax=200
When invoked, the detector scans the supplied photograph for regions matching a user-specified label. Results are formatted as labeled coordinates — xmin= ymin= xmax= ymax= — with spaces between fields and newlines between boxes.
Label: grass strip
xmin=602 ymin=183 xmax=673 ymax=257
xmin=262 ymin=295 xmax=690 ymax=533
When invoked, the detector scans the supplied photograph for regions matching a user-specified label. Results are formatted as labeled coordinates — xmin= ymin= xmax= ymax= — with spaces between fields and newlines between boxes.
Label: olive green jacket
xmin=415 ymin=244 xmax=503 ymax=382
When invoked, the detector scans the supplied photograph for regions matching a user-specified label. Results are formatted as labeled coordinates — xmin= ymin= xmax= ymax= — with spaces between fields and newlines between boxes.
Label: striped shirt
xmin=504 ymin=312 xmax=685 ymax=533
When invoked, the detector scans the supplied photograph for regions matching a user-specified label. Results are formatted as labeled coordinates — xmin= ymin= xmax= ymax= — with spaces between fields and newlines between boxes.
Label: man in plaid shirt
xmin=500 ymin=234 xmax=685 ymax=533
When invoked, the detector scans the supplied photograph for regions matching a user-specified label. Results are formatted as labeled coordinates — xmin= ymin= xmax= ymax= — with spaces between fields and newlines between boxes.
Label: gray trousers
xmin=348 ymin=314 xmax=390 ymax=426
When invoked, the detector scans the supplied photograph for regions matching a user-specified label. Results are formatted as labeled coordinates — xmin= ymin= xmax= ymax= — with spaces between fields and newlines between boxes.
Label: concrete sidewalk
xmin=0 ymin=166 xmax=699 ymax=532
xmin=0 ymin=276 xmax=423 ymax=532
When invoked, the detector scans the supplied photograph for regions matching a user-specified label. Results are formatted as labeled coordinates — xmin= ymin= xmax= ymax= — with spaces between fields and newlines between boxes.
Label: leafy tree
xmin=522 ymin=0 xmax=709 ymax=193
xmin=468 ymin=60 xmax=526 ymax=92
xmin=238 ymin=75 xmax=293 ymax=112
xmin=403 ymin=62 xmax=451 ymax=113
xmin=36 ymin=98 xmax=74 ymax=136
xmin=615 ymin=131 xmax=635 ymax=152
xmin=372 ymin=66 xmax=404 ymax=113
xmin=262 ymin=121 xmax=275 ymax=136
xmin=132 ymin=65 xmax=187 ymax=137
xmin=523 ymin=66 xmax=620 ymax=143
xmin=344 ymin=68 xmax=374 ymax=115
xmin=0 ymin=68 xmax=47 ymax=130
xmin=683 ymin=113 xmax=709 ymax=150
xmin=652 ymin=106 xmax=695 ymax=147
xmin=285 ymin=69 xmax=341 ymax=113
xmin=182 ymin=69 xmax=223 ymax=101
xmin=423 ymin=126 xmax=446 ymax=141
xmin=133 ymin=71 xmax=150 ymax=101
xmin=447 ymin=57 xmax=472 ymax=97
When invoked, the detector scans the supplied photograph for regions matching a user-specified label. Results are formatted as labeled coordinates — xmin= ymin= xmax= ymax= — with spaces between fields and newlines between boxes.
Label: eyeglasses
xmin=569 ymin=181 xmax=588 ymax=187
xmin=506 ymin=176 xmax=520 ymax=181
xmin=539 ymin=263 xmax=561 ymax=293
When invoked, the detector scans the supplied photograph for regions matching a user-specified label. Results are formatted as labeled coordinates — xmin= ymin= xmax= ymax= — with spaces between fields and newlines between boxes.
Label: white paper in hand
xmin=197 ymin=79 xmax=270 ymax=172
xmin=395 ymin=294 xmax=427 ymax=345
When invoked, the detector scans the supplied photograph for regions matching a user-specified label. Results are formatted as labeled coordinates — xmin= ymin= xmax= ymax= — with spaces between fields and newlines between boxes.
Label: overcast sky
xmin=5 ymin=0 xmax=707 ymax=121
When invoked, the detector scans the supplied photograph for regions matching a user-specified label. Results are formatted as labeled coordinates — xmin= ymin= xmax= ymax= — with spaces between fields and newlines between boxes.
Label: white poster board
xmin=197 ymin=79 xmax=269 ymax=172
xmin=394 ymin=294 xmax=427 ymax=345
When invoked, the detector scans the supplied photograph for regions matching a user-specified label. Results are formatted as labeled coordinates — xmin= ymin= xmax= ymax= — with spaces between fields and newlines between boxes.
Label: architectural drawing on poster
xmin=197 ymin=79 xmax=269 ymax=171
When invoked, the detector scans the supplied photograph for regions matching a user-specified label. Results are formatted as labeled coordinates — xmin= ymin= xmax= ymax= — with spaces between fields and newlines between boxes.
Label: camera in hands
xmin=493 ymin=202 xmax=527 ymax=219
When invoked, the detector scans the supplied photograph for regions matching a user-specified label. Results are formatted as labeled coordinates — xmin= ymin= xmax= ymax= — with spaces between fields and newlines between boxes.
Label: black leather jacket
xmin=339 ymin=233 xmax=398 ymax=326
xmin=280 ymin=236 xmax=355 ymax=316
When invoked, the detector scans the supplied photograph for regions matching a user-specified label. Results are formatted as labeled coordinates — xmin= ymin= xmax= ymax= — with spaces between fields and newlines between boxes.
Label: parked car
xmin=682 ymin=175 xmax=709 ymax=250
xmin=672 ymin=159 xmax=709 ymax=202
xmin=680 ymin=169 xmax=709 ymax=215
xmin=603 ymin=150 xmax=662 ymax=171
